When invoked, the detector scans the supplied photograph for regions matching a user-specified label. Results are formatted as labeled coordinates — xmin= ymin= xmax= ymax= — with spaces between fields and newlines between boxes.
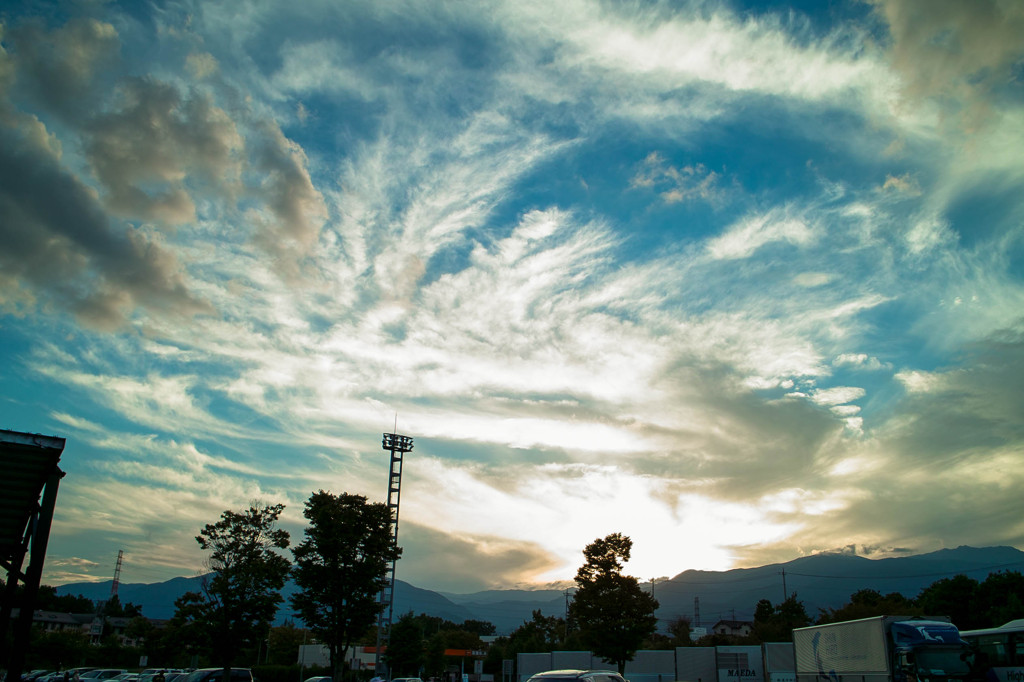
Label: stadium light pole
xmin=374 ymin=431 xmax=414 ymax=679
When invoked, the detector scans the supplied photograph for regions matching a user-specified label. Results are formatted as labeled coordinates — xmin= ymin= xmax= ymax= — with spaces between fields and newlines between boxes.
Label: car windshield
xmin=916 ymin=649 xmax=972 ymax=677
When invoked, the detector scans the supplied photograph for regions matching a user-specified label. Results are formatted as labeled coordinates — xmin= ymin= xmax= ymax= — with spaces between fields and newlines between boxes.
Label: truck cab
xmin=890 ymin=620 xmax=973 ymax=682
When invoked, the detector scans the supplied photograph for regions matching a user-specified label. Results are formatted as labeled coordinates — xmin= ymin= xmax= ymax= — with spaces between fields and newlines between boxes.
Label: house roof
xmin=713 ymin=619 xmax=754 ymax=628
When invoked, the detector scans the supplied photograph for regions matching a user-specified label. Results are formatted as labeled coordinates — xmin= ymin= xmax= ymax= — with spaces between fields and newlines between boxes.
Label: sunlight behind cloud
xmin=2 ymin=0 xmax=1022 ymax=589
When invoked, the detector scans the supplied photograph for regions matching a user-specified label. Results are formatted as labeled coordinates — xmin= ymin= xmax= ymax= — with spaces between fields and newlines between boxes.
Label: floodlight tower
xmin=374 ymin=431 xmax=414 ymax=677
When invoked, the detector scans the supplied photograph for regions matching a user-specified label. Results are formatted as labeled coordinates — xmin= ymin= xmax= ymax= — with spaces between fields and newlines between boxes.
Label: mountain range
xmin=54 ymin=545 xmax=1024 ymax=635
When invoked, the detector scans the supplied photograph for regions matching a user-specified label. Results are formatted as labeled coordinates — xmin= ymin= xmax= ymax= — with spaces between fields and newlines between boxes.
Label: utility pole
xmin=780 ymin=569 xmax=788 ymax=602
xmin=564 ymin=589 xmax=572 ymax=640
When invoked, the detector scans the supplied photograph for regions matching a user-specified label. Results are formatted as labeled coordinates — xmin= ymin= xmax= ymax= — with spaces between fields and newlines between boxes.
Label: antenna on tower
xmin=694 ymin=596 xmax=701 ymax=627
xmin=110 ymin=549 xmax=124 ymax=599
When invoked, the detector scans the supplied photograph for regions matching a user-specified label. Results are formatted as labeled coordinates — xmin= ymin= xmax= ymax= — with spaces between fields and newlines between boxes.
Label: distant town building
xmin=11 ymin=609 xmax=163 ymax=647
xmin=712 ymin=619 xmax=754 ymax=638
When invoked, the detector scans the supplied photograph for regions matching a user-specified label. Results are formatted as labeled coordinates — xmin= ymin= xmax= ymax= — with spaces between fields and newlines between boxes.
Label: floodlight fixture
xmin=382 ymin=432 xmax=414 ymax=453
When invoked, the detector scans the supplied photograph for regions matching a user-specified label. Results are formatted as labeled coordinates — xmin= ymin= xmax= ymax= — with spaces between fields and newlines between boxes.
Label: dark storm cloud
xmin=735 ymin=326 xmax=1024 ymax=561
xmin=0 ymin=13 xmax=327 ymax=324
xmin=84 ymin=77 xmax=244 ymax=225
xmin=247 ymin=120 xmax=328 ymax=278
xmin=0 ymin=126 xmax=212 ymax=329
xmin=4 ymin=17 xmax=119 ymax=122
xmin=399 ymin=521 xmax=561 ymax=592
xmin=871 ymin=0 xmax=1024 ymax=128
xmin=618 ymin=365 xmax=844 ymax=500
xmin=883 ymin=328 xmax=1024 ymax=465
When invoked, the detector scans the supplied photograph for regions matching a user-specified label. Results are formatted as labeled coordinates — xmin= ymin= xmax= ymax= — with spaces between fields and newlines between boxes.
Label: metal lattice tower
xmin=374 ymin=432 xmax=413 ymax=677
xmin=110 ymin=550 xmax=123 ymax=599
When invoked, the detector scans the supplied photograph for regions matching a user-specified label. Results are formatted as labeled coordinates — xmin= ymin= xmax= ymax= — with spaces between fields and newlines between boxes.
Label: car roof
xmin=529 ymin=672 xmax=622 ymax=679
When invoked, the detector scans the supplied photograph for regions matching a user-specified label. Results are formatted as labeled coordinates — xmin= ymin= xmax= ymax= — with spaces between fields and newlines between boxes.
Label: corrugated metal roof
xmin=0 ymin=429 xmax=66 ymax=570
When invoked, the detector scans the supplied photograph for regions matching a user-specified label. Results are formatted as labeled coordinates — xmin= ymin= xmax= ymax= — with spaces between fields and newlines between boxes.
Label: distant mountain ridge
xmin=54 ymin=545 xmax=1024 ymax=635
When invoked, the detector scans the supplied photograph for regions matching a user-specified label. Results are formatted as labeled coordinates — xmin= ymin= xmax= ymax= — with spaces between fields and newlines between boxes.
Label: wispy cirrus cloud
xmin=1 ymin=0 xmax=1022 ymax=591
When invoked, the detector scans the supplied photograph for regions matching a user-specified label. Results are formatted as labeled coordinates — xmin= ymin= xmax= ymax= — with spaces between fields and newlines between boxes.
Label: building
xmin=11 ymin=609 xmax=156 ymax=647
xmin=712 ymin=619 xmax=754 ymax=638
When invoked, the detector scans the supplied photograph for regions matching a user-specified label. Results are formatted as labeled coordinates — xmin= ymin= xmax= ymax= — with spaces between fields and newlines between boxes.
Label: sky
xmin=2 ymin=0 xmax=1023 ymax=595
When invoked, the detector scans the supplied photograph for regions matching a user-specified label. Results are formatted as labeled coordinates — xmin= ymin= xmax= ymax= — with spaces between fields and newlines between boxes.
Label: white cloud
xmin=7 ymin=0 xmax=1024 ymax=589
xmin=706 ymin=208 xmax=817 ymax=260
xmin=811 ymin=386 xmax=866 ymax=406
xmin=834 ymin=353 xmax=892 ymax=371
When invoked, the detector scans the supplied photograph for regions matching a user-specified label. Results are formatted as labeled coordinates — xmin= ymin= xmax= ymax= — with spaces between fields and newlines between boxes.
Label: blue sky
xmin=2 ymin=0 xmax=1023 ymax=593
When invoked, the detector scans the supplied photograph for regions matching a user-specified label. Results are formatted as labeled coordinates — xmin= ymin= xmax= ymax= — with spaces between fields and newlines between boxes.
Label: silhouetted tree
xmin=290 ymin=491 xmax=400 ymax=682
xmin=646 ymin=615 xmax=693 ymax=648
xmin=462 ymin=619 xmax=497 ymax=637
xmin=917 ymin=574 xmax=981 ymax=630
xmin=668 ymin=615 xmax=694 ymax=646
xmin=385 ymin=613 xmax=426 ymax=677
xmin=752 ymin=595 xmax=810 ymax=641
xmin=17 ymin=585 xmax=95 ymax=613
xmin=504 ymin=609 xmax=566 ymax=654
xmin=569 ymin=533 xmax=658 ymax=674
xmin=818 ymin=589 xmax=921 ymax=624
xmin=25 ymin=627 xmax=90 ymax=669
xmin=976 ymin=571 xmax=1024 ymax=628
xmin=175 ymin=502 xmax=291 ymax=677
xmin=103 ymin=594 xmax=143 ymax=617
xmin=267 ymin=623 xmax=310 ymax=666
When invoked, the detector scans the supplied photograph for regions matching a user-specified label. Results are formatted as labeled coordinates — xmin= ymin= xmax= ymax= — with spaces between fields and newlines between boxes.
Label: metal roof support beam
xmin=0 ymin=430 xmax=66 ymax=682
xmin=6 ymin=466 xmax=63 ymax=681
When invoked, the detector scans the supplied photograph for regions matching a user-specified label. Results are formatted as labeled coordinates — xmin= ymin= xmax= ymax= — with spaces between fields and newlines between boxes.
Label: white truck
xmin=794 ymin=616 xmax=974 ymax=682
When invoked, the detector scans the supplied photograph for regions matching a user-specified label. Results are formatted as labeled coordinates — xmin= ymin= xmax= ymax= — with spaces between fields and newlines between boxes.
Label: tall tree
xmin=17 ymin=585 xmax=95 ymax=613
xmin=568 ymin=533 xmax=659 ymax=674
xmin=817 ymin=588 xmax=921 ymax=624
xmin=177 ymin=502 xmax=291 ymax=676
xmin=268 ymin=623 xmax=310 ymax=666
xmin=290 ymin=491 xmax=401 ymax=682
xmin=976 ymin=571 xmax=1024 ymax=628
xmin=752 ymin=595 xmax=811 ymax=642
xmin=667 ymin=615 xmax=694 ymax=646
xmin=917 ymin=574 xmax=981 ymax=630
xmin=505 ymin=610 xmax=566 ymax=654
xmin=103 ymin=594 xmax=143 ymax=617
xmin=386 ymin=613 xmax=426 ymax=677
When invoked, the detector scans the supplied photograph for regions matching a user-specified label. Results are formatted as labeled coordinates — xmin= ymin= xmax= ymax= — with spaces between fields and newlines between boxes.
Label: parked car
xmin=179 ymin=670 xmax=253 ymax=682
xmin=526 ymin=671 xmax=627 ymax=682
xmin=21 ymin=671 xmax=51 ymax=682
xmin=21 ymin=672 xmax=51 ymax=682
xmin=81 ymin=672 xmax=127 ymax=681
xmin=303 ymin=677 xmax=332 ymax=682
xmin=140 ymin=672 xmax=187 ymax=682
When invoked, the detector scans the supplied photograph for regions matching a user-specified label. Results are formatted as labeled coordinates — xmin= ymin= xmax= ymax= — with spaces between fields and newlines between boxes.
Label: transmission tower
xmin=374 ymin=431 xmax=414 ymax=677
xmin=110 ymin=549 xmax=124 ymax=598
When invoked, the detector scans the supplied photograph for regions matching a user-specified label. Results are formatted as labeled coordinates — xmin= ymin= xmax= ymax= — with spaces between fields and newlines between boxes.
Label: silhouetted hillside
xmin=55 ymin=545 xmax=1024 ymax=634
